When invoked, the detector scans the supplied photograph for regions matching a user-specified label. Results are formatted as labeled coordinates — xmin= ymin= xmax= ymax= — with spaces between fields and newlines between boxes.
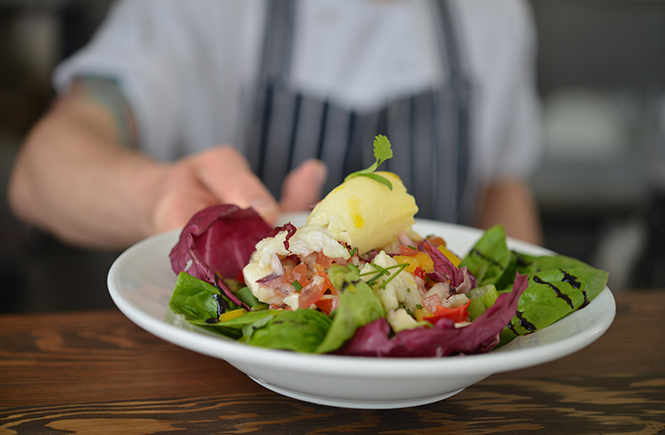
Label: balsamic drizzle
xmin=515 ymin=252 xmax=531 ymax=268
xmin=507 ymin=323 xmax=519 ymax=335
xmin=560 ymin=269 xmax=581 ymax=289
xmin=532 ymin=275 xmax=575 ymax=309
xmin=212 ymin=293 xmax=229 ymax=316
xmin=560 ymin=269 xmax=590 ymax=308
xmin=470 ymin=249 xmax=504 ymax=269
xmin=516 ymin=311 xmax=537 ymax=332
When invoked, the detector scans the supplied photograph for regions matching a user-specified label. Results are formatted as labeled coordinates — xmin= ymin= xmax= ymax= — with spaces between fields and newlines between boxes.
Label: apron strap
xmin=247 ymin=0 xmax=473 ymax=224
xmin=259 ymin=0 xmax=295 ymax=85
xmin=432 ymin=0 xmax=473 ymax=223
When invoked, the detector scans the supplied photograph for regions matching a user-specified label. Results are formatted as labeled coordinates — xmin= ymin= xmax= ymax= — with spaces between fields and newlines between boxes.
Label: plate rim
xmin=107 ymin=218 xmax=616 ymax=379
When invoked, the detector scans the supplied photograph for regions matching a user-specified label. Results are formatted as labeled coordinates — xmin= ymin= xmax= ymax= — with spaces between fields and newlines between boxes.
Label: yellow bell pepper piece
xmin=394 ymin=252 xmax=435 ymax=274
xmin=414 ymin=307 xmax=434 ymax=322
xmin=219 ymin=309 xmax=245 ymax=322
xmin=438 ymin=245 xmax=461 ymax=267
xmin=413 ymin=252 xmax=434 ymax=272
xmin=393 ymin=255 xmax=419 ymax=273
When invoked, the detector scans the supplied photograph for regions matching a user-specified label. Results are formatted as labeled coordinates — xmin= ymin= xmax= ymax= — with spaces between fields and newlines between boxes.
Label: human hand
xmin=280 ymin=158 xmax=327 ymax=212
xmin=152 ymin=146 xmax=327 ymax=233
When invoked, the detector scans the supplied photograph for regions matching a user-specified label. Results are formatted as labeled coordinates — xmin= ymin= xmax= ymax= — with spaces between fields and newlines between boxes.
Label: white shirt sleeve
xmin=53 ymin=0 xmax=264 ymax=161
xmin=457 ymin=0 xmax=543 ymax=184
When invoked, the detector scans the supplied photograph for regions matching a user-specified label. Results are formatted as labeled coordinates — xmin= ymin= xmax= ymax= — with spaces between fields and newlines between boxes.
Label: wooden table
xmin=1 ymin=290 xmax=664 ymax=434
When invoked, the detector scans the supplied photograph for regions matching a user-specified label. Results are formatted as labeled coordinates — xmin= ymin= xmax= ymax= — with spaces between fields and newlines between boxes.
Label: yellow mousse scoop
xmin=306 ymin=171 xmax=418 ymax=255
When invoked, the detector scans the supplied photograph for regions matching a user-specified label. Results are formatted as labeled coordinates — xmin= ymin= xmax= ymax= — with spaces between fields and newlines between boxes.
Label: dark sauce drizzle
xmin=516 ymin=310 xmax=537 ymax=332
xmin=507 ymin=323 xmax=519 ymax=335
xmin=533 ymin=275 xmax=575 ymax=309
xmin=560 ymin=269 xmax=581 ymax=289
xmin=515 ymin=253 xmax=531 ymax=268
xmin=206 ymin=292 xmax=230 ymax=324
xmin=560 ymin=269 xmax=590 ymax=308
xmin=471 ymin=249 xmax=504 ymax=269
xmin=212 ymin=293 xmax=229 ymax=316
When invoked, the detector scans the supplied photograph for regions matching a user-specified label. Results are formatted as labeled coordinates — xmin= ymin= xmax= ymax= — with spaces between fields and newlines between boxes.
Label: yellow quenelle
xmin=307 ymin=171 xmax=418 ymax=255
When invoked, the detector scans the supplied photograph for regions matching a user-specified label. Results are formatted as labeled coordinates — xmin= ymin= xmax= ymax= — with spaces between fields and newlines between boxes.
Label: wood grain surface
xmin=1 ymin=291 xmax=664 ymax=434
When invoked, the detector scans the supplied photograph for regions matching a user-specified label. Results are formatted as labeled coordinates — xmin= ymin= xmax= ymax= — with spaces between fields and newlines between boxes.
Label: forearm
xmin=475 ymin=178 xmax=542 ymax=245
xmin=8 ymin=96 xmax=169 ymax=249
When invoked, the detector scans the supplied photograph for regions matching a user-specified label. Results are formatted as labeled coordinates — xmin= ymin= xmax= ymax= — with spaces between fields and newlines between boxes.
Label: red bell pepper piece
xmin=423 ymin=300 xmax=471 ymax=324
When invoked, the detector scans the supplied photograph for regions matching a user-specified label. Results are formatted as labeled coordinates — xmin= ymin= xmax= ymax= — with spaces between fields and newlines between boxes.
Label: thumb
xmin=280 ymin=159 xmax=328 ymax=212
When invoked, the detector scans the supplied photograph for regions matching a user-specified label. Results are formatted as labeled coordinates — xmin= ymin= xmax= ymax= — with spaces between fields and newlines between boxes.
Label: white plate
xmin=107 ymin=214 xmax=616 ymax=409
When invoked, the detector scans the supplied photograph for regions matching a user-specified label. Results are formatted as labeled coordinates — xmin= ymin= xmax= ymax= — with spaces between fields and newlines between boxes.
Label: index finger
xmin=190 ymin=146 xmax=280 ymax=224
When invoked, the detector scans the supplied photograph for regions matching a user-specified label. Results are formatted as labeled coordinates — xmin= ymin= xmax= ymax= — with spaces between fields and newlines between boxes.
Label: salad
xmin=168 ymin=136 xmax=608 ymax=357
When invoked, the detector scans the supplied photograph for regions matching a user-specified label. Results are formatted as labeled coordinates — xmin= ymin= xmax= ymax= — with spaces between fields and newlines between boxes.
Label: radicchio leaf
xmin=169 ymin=204 xmax=272 ymax=307
xmin=335 ymin=272 xmax=529 ymax=357
xmin=267 ymin=222 xmax=297 ymax=250
xmin=422 ymin=240 xmax=476 ymax=292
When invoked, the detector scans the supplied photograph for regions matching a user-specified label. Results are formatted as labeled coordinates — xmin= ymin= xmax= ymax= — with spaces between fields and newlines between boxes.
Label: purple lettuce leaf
xmin=267 ymin=222 xmax=297 ymax=250
xmin=422 ymin=240 xmax=478 ymax=291
xmin=335 ymin=272 xmax=529 ymax=358
xmin=169 ymin=205 xmax=272 ymax=307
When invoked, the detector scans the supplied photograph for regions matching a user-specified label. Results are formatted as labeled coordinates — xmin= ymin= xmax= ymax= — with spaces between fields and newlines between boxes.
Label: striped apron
xmin=245 ymin=0 xmax=473 ymax=224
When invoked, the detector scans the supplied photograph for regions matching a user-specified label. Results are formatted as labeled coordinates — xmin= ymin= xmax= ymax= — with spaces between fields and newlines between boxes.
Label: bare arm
xmin=8 ymin=83 xmax=326 ymax=250
xmin=475 ymin=178 xmax=542 ymax=245
xmin=8 ymin=84 xmax=170 ymax=249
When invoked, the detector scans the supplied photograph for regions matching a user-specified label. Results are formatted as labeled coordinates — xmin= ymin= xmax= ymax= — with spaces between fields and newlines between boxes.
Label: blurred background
xmin=1 ymin=0 xmax=664 ymax=313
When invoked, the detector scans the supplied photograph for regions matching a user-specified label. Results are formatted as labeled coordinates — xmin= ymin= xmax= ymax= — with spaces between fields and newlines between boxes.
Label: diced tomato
xmin=413 ymin=267 xmax=425 ymax=280
xmin=426 ymin=235 xmax=446 ymax=247
xmin=288 ymin=263 xmax=309 ymax=289
xmin=422 ymin=294 xmax=441 ymax=313
xmin=298 ymin=270 xmax=335 ymax=308
xmin=423 ymin=300 xmax=471 ymax=324
xmin=298 ymin=285 xmax=324 ymax=309
xmin=315 ymin=295 xmax=338 ymax=315
xmin=399 ymin=245 xmax=419 ymax=256
xmin=315 ymin=252 xmax=334 ymax=269
xmin=314 ymin=269 xmax=336 ymax=295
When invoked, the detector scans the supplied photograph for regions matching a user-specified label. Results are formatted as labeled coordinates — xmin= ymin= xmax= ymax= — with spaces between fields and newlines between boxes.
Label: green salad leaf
xmin=459 ymin=225 xmax=516 ymax=289
xmin=169 ymin=272 xmax=228 ymax=324
xmin=169 ymin=272 xmax=277 ymax=339
xmin=315 ymin=280 xmax=386 ymax=354
xmin=499 ymin=266 xmax=609 ymax=345
xmin=248 ymin=309 xmax=332 ymax=353
xmin=459 ymin=226 xmax=609 ymax=347
xmin=344 ymin=135 xmax=394 ymax=190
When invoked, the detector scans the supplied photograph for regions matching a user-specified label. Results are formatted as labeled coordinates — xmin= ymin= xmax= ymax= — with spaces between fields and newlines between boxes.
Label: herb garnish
xmin=344 ymin=135 xmax=394 ymax=190
xmin=363 ymin=263 xmax=408 ymax=289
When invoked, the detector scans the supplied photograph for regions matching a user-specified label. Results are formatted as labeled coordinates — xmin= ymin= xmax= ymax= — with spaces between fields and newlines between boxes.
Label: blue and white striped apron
xmin=245 ymin=0 xmax=473 ymax=224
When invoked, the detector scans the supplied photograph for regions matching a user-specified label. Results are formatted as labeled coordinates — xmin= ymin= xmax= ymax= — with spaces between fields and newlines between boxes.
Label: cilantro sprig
xmin=344 ymin=135 xmax=394 ymax=190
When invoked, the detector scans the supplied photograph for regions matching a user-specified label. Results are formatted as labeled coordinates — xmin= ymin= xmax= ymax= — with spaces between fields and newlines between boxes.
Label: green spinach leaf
xmin=248 ymin=309 xmax=332 ymax=353
xmin=499 ymin=266 xmax=609 ymax=345
xmin=459 ymin=225 xmax=516 ymax=288
xmin=315 ymin=280 xmax=386 ymax=354
xmin=169 ymin=272 xmax=223 ymax=324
